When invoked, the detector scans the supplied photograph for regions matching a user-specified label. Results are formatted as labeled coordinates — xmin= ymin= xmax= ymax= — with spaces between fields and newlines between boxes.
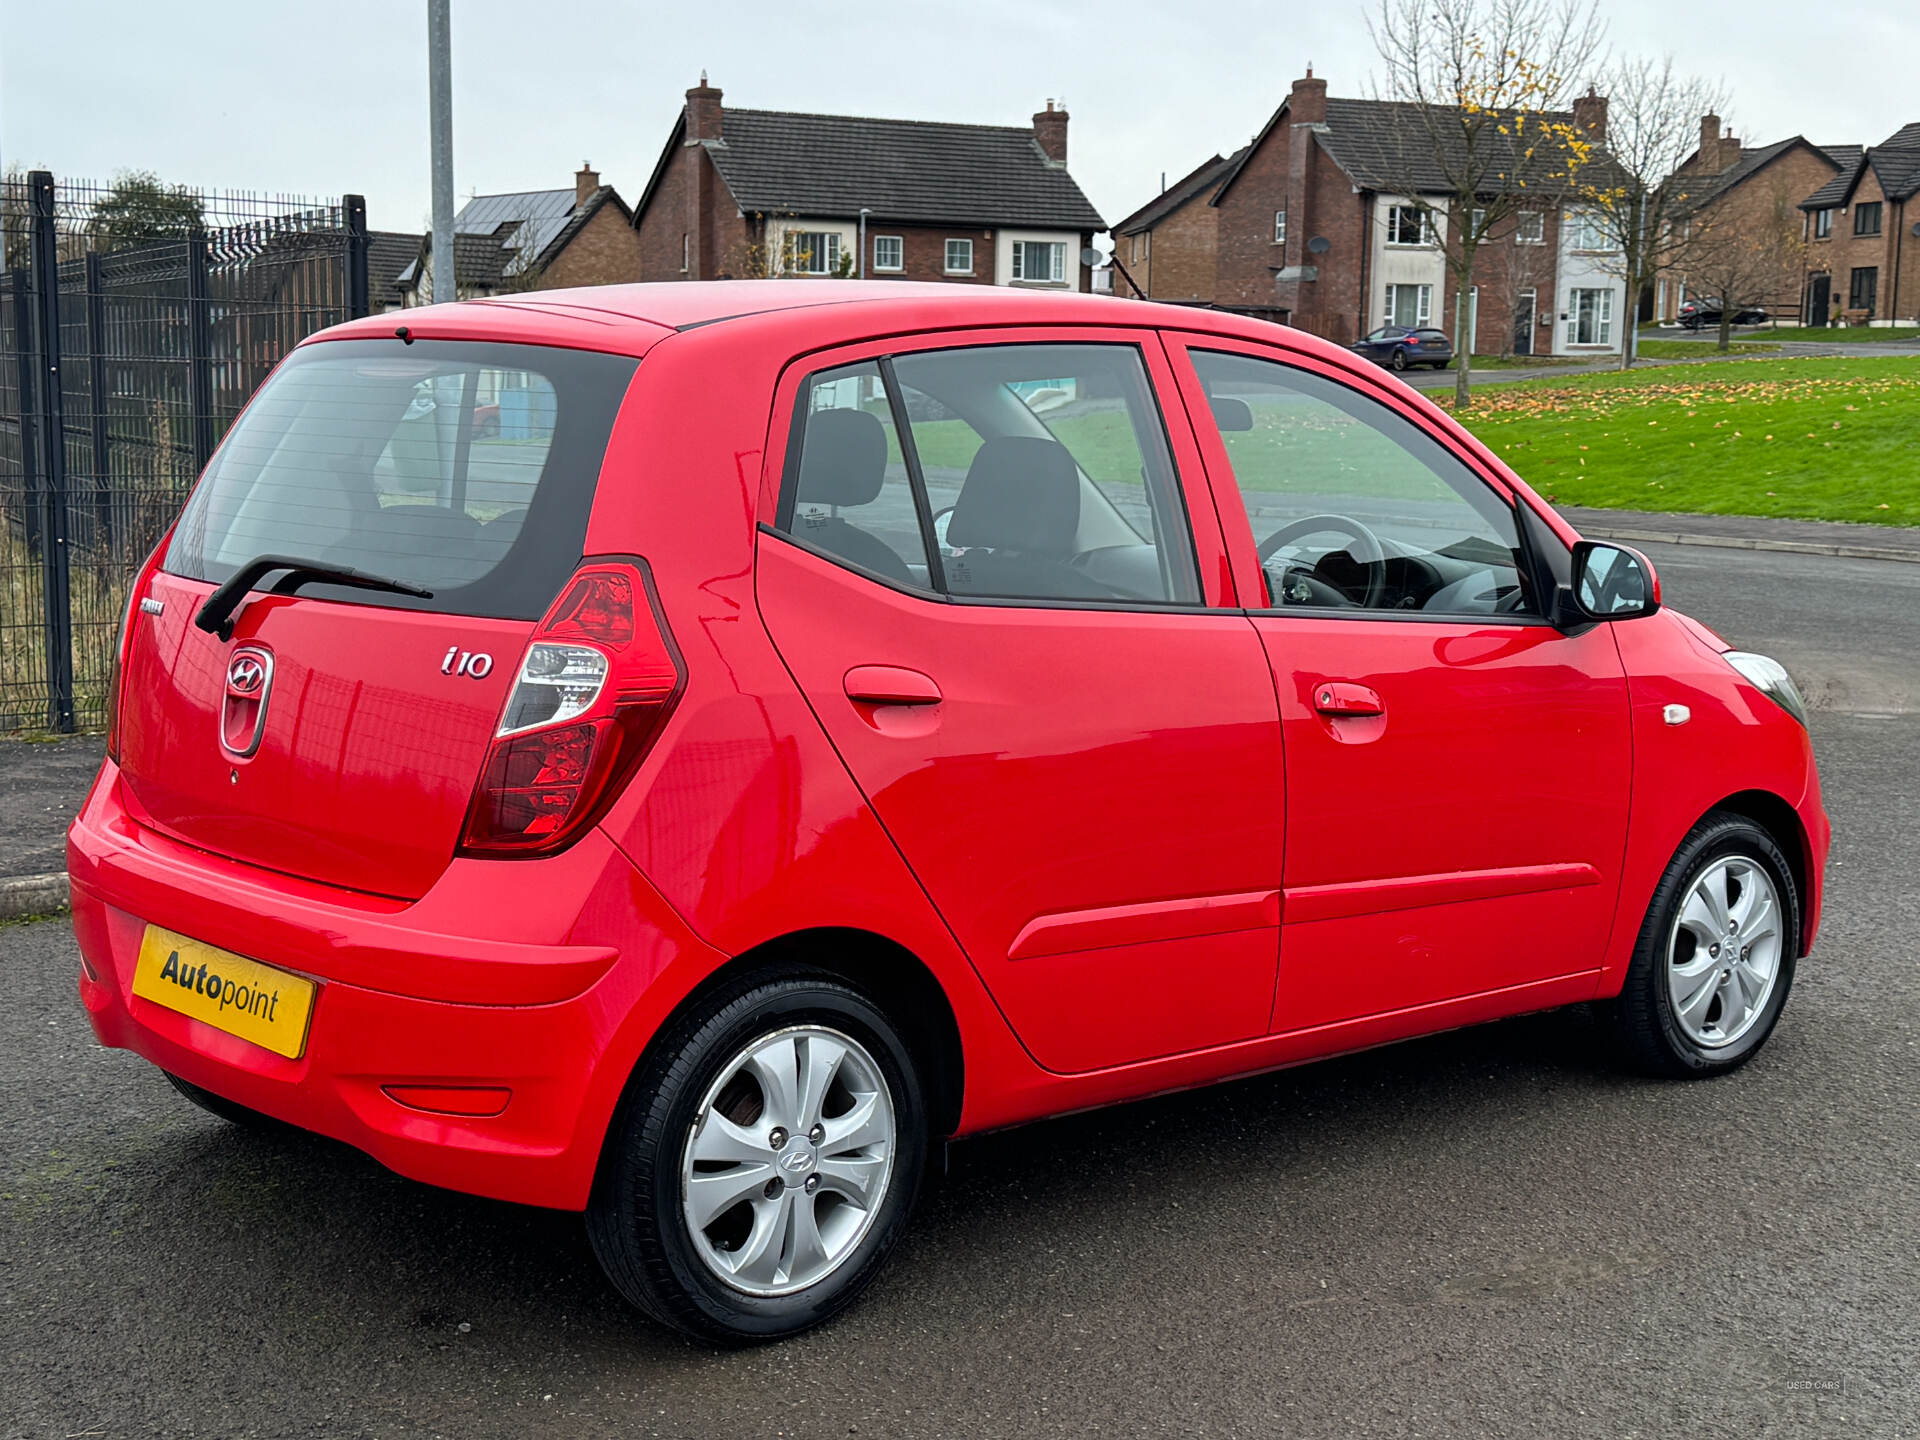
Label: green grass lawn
xmin=1633 ymin=339 xmax=1780 ymax=360
xmin=1446 ymin=355 xmax=1920 ymax=525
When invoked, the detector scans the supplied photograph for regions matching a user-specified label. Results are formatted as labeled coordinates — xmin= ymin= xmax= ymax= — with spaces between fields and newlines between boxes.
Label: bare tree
xmin=1368 ymin=0 xmax=1606 ymax=407
xmin=1575 ymin=56 xmax=1728 ymax=368
xmin=1674 ymin=172 xmax=1809 ymax=352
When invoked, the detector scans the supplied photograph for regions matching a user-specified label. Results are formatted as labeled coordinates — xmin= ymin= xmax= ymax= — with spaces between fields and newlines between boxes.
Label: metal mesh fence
xmin=1 ymin=172 xmax=369 ymax=733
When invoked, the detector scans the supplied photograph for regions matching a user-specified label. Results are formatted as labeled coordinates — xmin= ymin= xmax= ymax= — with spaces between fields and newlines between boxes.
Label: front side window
xmin=944 ymin=238 xmax=974 ymax=274
xmin=1385 ymin=283 xmax=1431 ymax=328
xmin=1387 ymin=205 xmax=1430 ymax=246
xmin=1854 ymin=202 xmax=1882 ymax=236
xmin=1515 ymin=210 xmax=1546 ymax=244
xmin=1188 ymin=349 xmax=1536 ymax=619
xmin=167 ymin=340 xmax=637 ymax=618
xmin=1813 ymin=208 xmax=1833 ymax=239
xmin=778 ymin=344 xmax=1199 ymax=606
xmin=1571 ymin=287 xmax=1614 ymax=344
xmin=873 ymin=235 xmax=903 ymax=271
xmin=1011 ymin=240 xmax=1066 ymax=283
xmin=789 ymin=231 xmax=842 ymax=275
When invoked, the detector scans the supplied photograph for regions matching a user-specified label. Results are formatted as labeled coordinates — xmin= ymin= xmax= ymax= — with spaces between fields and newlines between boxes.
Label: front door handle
xmin=1312 ymin=681 xmax=1384 ymax=717
xmin=845 ymin=665 xmax=943 ymax=707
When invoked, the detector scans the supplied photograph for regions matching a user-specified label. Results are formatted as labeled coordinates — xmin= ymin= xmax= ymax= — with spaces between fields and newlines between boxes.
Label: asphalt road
xmin=4 ymin=541 xmax=1917 ymax=1439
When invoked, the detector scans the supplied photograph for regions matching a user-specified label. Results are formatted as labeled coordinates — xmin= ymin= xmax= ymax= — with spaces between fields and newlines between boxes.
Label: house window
xmin=789 ymin=231 xmax=842 ymax=275
xmin=1274 ymin=210 xmax=1287 ymax=245
xmin=1566 ymin=210 xmax=1609 ymax=251
xmin=1385 ymin=283 xmax=1431 ymax=327
xmin=1813 ymin=208 xmax=1833 ymax=239
xmin=1131 ymin=232 xmax=1149 ymax=262
xmin=1854 ymin=202 xmax=1882 ymax=236
xmin=1850 ymin=266 xmax=1878 ymax=314
xmin=873 ymin=235 xmax=903 ymax=272
xmin=1515 ymin=211 xmax=1545 ymax=244
xmin=1386 ymin=205 xmax=1430 ymax=246
xmin=1011 ymin=240 xmax=1067 ymax=283
xmin=945 ymin=238 xmax=974 ymax=274
xmin=681 ymin=232 xmax=689 ymax=273
xmin=1470 ymin=207 xmax=1486 ymax=239
xmin=1571 ymin=287 xmax=1614 ymax=344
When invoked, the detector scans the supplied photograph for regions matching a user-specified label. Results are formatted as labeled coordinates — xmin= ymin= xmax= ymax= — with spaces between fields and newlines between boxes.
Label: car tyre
xmin=162 ymin=1069 xmax=284 ymax=1129
xmin=587 ymin=969 xmax=929 ymax=1344
xmin=1390 ymin=347 xmax=1409 ymax=371
xmin=1609 ymin=812 xmax=1800 ymax=1079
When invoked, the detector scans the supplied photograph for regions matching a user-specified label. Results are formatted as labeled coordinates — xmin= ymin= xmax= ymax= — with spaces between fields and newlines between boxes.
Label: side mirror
xmin=1210 ymin=396 xmax=1254 ymax=432
xmin=1558 ymin=540 xmax=1660 ymax=625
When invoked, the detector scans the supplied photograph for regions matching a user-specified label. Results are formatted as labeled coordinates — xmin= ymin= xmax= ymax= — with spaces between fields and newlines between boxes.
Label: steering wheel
xmin=1258 ymin=513 xmax=1388 ymax=609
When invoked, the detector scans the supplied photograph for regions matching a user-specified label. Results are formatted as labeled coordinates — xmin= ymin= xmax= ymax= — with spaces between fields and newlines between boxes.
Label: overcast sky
xmin=4 ymin=0 xmax=1915 ymax=237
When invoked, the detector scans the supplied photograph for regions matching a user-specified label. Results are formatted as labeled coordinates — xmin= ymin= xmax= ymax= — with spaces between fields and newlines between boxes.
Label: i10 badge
xmin=442 ymin=647 xmax=494 ymax=679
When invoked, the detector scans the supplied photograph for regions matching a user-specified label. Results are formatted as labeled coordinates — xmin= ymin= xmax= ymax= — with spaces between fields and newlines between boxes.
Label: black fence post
xmin=185 ymin=226 xmax=215 ymax=475
xmin=345 ymin=194 xmax=370 ymax=319
xmin=10 ymin=268 xmax=40 ymax=554
xmin=27 ymin=170 xmax=74 ymax=733
xmin=85 ymin=250 xmax=113 ymax=555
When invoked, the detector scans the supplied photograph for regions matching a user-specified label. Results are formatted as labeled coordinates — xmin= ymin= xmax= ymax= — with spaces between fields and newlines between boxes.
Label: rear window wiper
xmin=194 ymin=554 xmax=433 ymax=640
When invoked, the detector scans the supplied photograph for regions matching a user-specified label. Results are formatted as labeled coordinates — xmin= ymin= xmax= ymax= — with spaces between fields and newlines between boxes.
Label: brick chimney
xmin=1289 ymin=65 xmax=1328 ymax=126
xmin=1033 ymin=100 xmax=1069 ymax=165
xmin=575 ymin=161 xmax=600 ymax=207
xmin=685 ymin=72 xmax=724 ymax=144
xmin=1572 ymin=87 xmax=1608 ymax=145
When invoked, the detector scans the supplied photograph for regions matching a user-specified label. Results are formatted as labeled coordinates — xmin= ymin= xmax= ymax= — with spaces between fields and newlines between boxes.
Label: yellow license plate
xmin=132 ymin=926 xmax=317 ymax=1060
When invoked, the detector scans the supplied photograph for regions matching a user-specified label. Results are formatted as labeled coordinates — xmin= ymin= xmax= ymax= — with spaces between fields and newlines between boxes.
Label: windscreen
xmin=166 ymin=338 xmax=638 ymax=618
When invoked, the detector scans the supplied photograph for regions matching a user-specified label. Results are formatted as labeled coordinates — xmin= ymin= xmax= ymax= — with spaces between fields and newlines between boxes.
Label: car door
xmin=754 ymin=330 xmax=1284 ymax=1075
xmin=1166 ymin=335 xmax=1633 ymax=1033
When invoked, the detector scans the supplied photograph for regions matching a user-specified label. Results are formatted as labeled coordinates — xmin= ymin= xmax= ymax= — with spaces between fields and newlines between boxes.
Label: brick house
xmin=630 ymin=77 xmax=1104 ymax=290
xmin=1109 ymin=149 xmax=1246 ymax=304
xmin=1799 ymin=123 xmax=1920 ymax=326
xmin=1115 ymin=69 xmax=1625 ymax=358
xmin=397 ymin=164 xmax=641 ymax=305
xmin=1652 ymin=117 xmax=1842 ymax=323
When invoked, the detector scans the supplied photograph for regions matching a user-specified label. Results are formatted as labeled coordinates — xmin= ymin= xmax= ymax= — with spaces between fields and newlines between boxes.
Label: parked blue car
xmin=1351 ymin=325 xmax=1455 ymax=371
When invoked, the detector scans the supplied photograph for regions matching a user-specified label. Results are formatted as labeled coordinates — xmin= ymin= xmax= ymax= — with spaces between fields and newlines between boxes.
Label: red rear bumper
xmin=68 ymin=763 xmax=721 ymax=1210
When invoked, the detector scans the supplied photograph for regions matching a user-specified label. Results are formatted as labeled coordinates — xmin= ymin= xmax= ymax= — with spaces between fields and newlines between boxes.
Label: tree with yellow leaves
xmin=1368 ymin=0 xmax=1606 ymax=408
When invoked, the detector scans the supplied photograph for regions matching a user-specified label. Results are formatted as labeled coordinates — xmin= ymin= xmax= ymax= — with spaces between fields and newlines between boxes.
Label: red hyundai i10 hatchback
xmin=70 ymin=281 xmax=1828 ymax=1342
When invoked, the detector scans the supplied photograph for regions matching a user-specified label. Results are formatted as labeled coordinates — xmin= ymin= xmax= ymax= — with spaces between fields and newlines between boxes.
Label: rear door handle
xmin=1312 ymin=681 xmax=1384 ymax=717
xmin=844 ymin=665 xmax=943 ymax=707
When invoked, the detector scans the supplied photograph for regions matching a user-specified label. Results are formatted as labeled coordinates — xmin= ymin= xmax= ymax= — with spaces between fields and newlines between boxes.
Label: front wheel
xmin=1610 ymin=813 xmax=1800 ymax=1077
xmin=587 ymin=971 xmax=928 ymax=1343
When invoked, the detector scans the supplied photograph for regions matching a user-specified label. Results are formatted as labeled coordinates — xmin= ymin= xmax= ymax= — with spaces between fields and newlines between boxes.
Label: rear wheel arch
xmin=609 ymin=927 xmax=965 ymax=1149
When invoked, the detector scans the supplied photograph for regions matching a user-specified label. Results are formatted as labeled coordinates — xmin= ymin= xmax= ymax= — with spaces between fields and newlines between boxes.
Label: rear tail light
xmin=106 ymin=533 xmax=172 ymax=764
xmin=459 ymin=560 xmax=683 ymax=857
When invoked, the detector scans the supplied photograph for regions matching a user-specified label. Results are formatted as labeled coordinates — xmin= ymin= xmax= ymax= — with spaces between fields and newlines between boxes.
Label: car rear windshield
xmin=165 ymin=338 xmax=638 ymax=618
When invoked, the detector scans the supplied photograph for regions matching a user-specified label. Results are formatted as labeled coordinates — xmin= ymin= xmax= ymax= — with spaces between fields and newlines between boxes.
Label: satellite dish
xmin=1911 ymin=221 xmax=1920 ymax=238
xmin=1307 ymin=236 xmax=1331 ymax=255
xmin=1082 ymin=246 xmax=1103 ymax=267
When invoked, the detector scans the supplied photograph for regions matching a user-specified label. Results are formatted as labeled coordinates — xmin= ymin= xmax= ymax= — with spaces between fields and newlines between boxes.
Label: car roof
xmin=316 ymin=280 xmax=1330 ymax=359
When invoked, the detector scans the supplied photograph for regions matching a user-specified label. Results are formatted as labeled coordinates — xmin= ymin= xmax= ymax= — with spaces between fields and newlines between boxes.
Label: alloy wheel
xmin=1666 ymin=856 xmax=1784 ymax=1049
xmin=679 ymin=1024 xmax=896 ymax=1297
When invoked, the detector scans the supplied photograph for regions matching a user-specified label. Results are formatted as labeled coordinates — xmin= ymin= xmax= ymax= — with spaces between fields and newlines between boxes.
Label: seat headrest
xmin=797 ymin=408 xmax=888 ymax=508
xmin=945 ymin=436 xmax=1080 ymax=555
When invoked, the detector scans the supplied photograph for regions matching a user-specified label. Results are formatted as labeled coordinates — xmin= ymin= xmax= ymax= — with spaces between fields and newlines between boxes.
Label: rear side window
xmin=166 ymin=339 xmax=638 ymax=618
xmin=775 ymin=343 xmax=1200 ymax=606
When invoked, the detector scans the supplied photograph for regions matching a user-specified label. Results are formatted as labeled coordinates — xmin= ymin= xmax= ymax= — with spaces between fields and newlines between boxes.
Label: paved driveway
xmin=3 ymin=542 xmax=1916 ymax=1438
